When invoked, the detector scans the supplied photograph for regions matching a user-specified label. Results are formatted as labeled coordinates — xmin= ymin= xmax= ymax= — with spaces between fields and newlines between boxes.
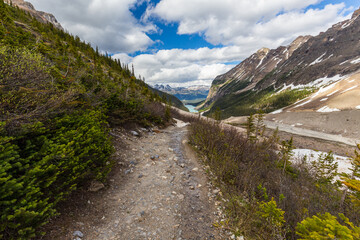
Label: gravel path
xmin=43 ymin=120 xmax=229 ymax=240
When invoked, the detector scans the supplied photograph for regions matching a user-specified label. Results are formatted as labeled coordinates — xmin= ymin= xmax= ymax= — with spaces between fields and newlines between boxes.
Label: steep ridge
xmin=202 ymin=8 xmax=360 ymax=118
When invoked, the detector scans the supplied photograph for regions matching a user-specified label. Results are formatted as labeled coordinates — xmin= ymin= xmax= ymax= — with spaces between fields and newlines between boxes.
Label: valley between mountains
xmin=3 ymin=1 xmax=360 ymax=239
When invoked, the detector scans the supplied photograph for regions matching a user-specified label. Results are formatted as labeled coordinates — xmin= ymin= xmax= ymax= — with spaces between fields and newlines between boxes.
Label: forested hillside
xmin=0 ymin=1 xmax=181 ymax=238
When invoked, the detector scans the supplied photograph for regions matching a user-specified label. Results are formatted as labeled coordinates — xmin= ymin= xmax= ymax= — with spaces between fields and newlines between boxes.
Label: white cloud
xmin=29 ymin=0 xmax=356 ymax=87
xmin=30 ymin=0 xmax=156 ymax=53
xmin=114 ymin=47 xmax=238 ymax=87
xmin=150 ymin=0 xmax=349 ymax=51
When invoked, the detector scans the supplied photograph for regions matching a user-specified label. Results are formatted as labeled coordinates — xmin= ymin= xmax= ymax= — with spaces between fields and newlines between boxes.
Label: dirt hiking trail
xmin=43 ymin=120 xmax=231 ymax=240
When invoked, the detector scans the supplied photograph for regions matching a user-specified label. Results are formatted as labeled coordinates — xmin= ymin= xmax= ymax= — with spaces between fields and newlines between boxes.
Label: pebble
xmin=192 ymin=167 xmax=199 ymax=172
xmin=231 ymin=234 xmax=245 ymax=240
xmin=189 ymin=186 xmax=195 ymax=190
xmin=180 ymin=164 xmax=185 ymax=168
xmin=138 ymin=173 xmax=143 ymax=178
xmin=213 ymin=189 xmax=220 ymax=194
xmin=73 ymin=230 xmax=84 ymax=238
xmin=88 ymin=181 xmax=105 ymax=192
xmin=170 ymin=176 xmax=175 ymax=183
xmin=130 ymin=131 xmax=140 ymax=137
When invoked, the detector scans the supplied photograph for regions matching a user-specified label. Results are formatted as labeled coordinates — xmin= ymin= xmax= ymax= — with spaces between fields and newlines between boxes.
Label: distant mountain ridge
xmin=5 ymin=0 xmax=63 ymax=30
xmin=201 ymin=8 xmax=360 ymax=118
xmin=153 ymin=84 xmax=209 ymax=101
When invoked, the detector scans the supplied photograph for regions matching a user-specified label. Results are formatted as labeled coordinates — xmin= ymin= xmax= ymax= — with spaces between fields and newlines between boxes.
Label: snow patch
xmin=174 ymin=119 xmax=190 ymax=128
xmin=327 ymin=89 xmax=339 ymax=96
xmin=341 ymin=85 xmax=358 ymax=93
xmin=341 ymin=16 xmax=358 ymax=29
xmin=339 ymin=60 xmax=348 ymax=65
xmin=291 ymin=149 xmax=352 ymax=175
xmin=316 ymin=106 xmax=340 ymax=113
xmin=309 ymin=52 xmax=327 ymax=66
xmin=320 ymin=98 xmax=328 ymax=102
xmin=256 ymin=56 xmax=266 ymax=69
xmin=294 ymin=99 xmax=312 ymax=108
xmin=270 ymin=109 xmax=283 ymax=114
xmin=312 ymin=75 xmax=344 ymax=88
xmin=356 ymin=105 xmax=360 ymax=110
xmin=350 ymin=57 xmax=360 ymax=64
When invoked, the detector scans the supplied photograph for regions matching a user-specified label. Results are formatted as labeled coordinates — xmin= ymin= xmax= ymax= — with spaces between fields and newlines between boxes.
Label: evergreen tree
xmin=342 ymin=145 xmax=360 ymax=207
xmin=296 ymin=213 xmax=360 ymax=239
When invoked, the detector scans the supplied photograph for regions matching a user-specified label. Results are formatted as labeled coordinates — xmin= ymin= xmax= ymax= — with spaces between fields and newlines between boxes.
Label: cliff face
xmin=5 ymin=0 xmax=63 ymax=30
xmin=202 ymin=9 xmax=360 ymax=116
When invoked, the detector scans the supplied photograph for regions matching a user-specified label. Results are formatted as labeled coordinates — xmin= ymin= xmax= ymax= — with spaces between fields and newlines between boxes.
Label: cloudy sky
xmin=30 ymin=0 xmax=359 ymax=87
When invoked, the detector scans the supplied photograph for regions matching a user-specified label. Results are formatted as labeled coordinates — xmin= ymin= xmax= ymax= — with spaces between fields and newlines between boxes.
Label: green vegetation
xmin=296 ymin=213 xmax=360 ymax=239
xmin=0 ymin=1 xmax=179 ymax=238
xmin=204 ymin=86 xmax=313 ymax=119
xmin=0 ymin=110 xmax=112 ymax=239
xmin=172 ymin=111 xmax=360 ymax=239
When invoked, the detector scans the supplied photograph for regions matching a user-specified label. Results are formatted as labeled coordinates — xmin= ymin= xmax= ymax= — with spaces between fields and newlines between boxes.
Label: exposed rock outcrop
xmin=5 ymin=0 xmax=63 ymax=30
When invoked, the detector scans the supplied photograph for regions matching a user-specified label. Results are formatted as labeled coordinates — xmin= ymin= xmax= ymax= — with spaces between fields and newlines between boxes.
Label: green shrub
xmin=296 ymin=213 xmax=360 ymax=239
xmin=256 ymin=198 xmax=286 ymax=239
xmin=0 ymin=110 xmax=113 ymax=239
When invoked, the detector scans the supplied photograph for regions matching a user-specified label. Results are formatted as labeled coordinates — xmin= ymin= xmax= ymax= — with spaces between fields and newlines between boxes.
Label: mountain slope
xmin=0 ymin=1 xmax=182 ymax=238
xmin=201 ymin=8 xmax=360 ymax=118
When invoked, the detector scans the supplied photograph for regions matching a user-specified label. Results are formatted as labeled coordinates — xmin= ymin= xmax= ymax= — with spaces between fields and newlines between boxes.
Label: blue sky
xmin=31 ymin=0 xmax=359 ymax=87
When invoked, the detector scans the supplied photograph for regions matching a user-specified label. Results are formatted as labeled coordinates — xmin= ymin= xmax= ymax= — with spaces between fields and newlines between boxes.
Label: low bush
xmin=0 ymin=110 xmax=113 ymax=239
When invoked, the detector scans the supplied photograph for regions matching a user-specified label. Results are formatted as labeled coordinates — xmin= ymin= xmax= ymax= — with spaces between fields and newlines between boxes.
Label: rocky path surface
xmin=44 ymin=120 xmax=229 ymax=240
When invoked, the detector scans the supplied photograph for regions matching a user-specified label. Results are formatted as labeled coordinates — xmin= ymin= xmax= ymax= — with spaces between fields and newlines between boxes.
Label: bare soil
xmin=41 ymin=121 xmax=230 ymax=240
xmin=265 ymin=110 xmax=360 ymax=140
xmin=223 ymin=109 xmax=360 ymax=157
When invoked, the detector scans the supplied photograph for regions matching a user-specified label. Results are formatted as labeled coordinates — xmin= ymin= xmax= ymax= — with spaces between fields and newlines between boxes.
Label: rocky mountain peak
xmin=256 ymin=47 xmax=270 ymax=58
xmin=352 ymin=8 xmax=360 ymax=19
xmin=5 ymin=0 xmax=63 ymax=30
xmin=288 ymin=35 xmax=312 ymax=53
